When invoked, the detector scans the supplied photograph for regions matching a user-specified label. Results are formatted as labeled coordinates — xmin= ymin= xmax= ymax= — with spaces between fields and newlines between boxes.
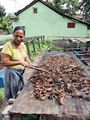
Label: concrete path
xmin=0 ymin=34 xmax=12 ymax=41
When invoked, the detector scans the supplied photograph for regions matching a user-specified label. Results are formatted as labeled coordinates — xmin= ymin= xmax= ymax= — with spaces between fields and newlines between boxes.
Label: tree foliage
xmin=50 ymin=0 xmax=90 ymax=22
xmin=0 ymin=5 xmax=13 ymax=34
xmin=0 ymin=4 xmax=6 ymax=22
xmin=78 ymin=0 xmax=90 ymax=22
xmin=52 ymin=0 xmax=79 ymax=15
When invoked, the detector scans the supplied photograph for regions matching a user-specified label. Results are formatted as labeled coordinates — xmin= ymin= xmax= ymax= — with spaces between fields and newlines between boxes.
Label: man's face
xmin=13 ymin=30 xmax=25 ymax=46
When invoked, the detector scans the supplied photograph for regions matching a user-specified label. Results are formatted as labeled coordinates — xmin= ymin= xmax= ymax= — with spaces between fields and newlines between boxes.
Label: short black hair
xmin=13 ymin=26 xmax=25 ymax=35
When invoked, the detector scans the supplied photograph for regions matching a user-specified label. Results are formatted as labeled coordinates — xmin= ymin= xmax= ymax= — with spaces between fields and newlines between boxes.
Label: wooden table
xmin=10 ymin=52 xmax=90 ymax=119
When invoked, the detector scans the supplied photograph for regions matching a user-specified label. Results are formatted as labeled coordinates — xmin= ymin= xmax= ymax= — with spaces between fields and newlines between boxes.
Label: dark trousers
xmin=4 ymin=67 xmax=25 ymax=101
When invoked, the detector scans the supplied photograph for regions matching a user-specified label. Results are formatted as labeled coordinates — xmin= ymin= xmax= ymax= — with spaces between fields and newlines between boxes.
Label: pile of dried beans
xmin=30 ymin=55 xmax=90 ymax=104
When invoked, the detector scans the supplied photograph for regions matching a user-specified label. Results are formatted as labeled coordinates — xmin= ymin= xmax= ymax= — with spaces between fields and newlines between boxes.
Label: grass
xmin=0 ymin=38 xmax=12 ymax=44
xmin=27 ymin=39 xmax=53 ymax=62
xmin=0 ymin=88 xmax=4 ymax=97
xmin=0 ymin=88 xmax=4 ymax=113
xmin=0 ymin=88 xmax=4 ymax=104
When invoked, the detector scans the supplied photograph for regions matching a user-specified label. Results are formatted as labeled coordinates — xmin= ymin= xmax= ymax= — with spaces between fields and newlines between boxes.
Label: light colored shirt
xmin=1 ymin=41 xmax=27 ymax=70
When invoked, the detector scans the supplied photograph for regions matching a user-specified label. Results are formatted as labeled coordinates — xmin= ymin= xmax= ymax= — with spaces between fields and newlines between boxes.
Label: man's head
xmin=13 ymin=26 xmax=25 ymax=46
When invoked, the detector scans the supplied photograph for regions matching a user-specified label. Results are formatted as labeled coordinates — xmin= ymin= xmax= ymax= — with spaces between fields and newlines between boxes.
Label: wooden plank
xmin=81 ymin=58 xmax=90 ymax=61
xmin=2 ymin=105 xmax=13 ymax=115
xmin=10 ymin=85 xmax=90 ymax=116
xmin=25 ymin=42 xmax=31 ymax=58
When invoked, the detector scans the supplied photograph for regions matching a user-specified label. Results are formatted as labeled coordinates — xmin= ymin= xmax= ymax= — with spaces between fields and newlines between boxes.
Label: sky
xmin=0 ymin=0 xmax=82 ymax=14
xmin=0 ymin=0 xmax=33 ymax=13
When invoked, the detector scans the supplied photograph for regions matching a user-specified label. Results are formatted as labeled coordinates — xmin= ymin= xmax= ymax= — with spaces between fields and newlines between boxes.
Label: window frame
xmin=67 ymin=22 xmax=75 ymax=28
xmin=33 ymin=7 xmax=37 ymax=14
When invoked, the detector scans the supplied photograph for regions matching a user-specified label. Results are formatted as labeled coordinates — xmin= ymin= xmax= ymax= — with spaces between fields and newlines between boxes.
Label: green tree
xmin=0 ymin=5 xmax=13 ymax=34
xmin=65 ymin=0 xmax=79 ymax=15
xmin=52 ymin=0 xmax=79 ymax=15
xmin=0 ymin=4 xmax=6 ymax=22
xmin=78 ymin=0 xmax=90 ymax=22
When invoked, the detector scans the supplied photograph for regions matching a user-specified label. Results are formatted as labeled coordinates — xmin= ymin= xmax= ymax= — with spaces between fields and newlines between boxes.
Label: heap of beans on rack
xmin=30 ymin=55 xmax=90 ymax=105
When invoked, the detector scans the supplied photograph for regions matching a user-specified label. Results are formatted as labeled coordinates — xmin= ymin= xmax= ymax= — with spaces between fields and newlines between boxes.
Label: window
xmin=87 ymin=25 xmax=90 ymax=30
xmin=67 ymin=22 xmax=75 ymax=28
xmin=33 ymin=8 xmax=37 ymax=13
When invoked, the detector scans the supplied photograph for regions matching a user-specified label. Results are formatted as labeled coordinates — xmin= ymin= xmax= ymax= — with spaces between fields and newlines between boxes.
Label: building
xmin=13 ymin=0 xmax=90 ymax=39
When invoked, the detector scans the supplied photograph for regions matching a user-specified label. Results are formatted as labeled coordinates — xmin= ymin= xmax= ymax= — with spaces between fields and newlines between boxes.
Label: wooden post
xmin=37 ymin=38 xmax=41 ymax=49
xmin=25 ymin=41 xmax=31 ymax=58
xmin=41 ymin=36 xmax=45 ymax=48
xmin=32 ymin=40 xmax=36 ymax=52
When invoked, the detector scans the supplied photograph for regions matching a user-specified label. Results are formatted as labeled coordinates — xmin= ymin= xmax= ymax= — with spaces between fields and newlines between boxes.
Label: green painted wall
xmin=13 ymin=1 xmax=90 ymax=39
xmin=87 ymin=30 xmax=90 ymax=37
